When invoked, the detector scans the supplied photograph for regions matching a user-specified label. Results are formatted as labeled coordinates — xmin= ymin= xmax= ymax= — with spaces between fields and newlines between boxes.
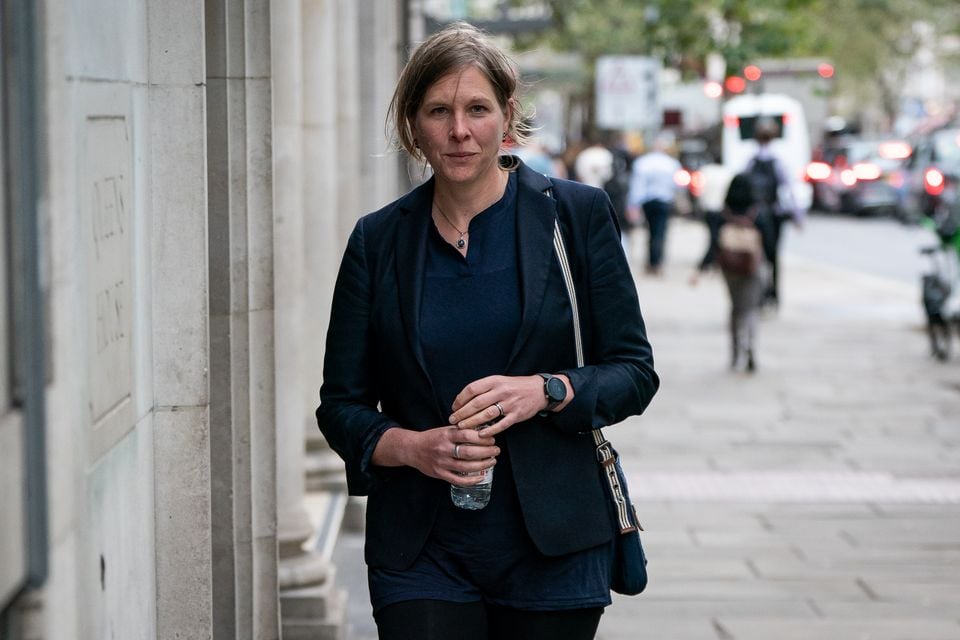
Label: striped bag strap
xmin=546 ymin=187 xmax=637 ymax=535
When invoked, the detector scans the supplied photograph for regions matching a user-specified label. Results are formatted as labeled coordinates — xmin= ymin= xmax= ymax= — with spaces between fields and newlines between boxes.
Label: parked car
xmin=902 ymin=126 xmax=960 ymax=223
xmin=805 ymin=135 xmax=911 ymax=216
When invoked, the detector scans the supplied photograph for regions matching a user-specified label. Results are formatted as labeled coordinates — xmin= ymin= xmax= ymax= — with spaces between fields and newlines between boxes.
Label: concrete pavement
xmin=330 ymin=216 xmax=960 ymax=639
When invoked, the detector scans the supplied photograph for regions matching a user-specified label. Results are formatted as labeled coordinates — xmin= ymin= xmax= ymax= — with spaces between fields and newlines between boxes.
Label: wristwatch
xmin=537 ymin=373 xmax=567 ymax=416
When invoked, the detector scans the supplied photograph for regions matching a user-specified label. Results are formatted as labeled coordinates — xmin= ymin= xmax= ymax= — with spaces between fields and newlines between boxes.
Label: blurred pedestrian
xmin=601 ymin=131 xmax=634 ymax=252
xmin=716 ymin=172 xmax=769 ymax=372
xmin=515 ymin=136 xmax=562 ymax=178
xmin=627 ymin=134 xmax=682 ymax=275
xmin=689 ymin=157 xmax=734 ymax=282
xmin=747 ymin=118 xmax=803 ymax=309
xmin=315 ymin=22 xmax=659 ymax=640
xmin=573 ymin=135 xmax=614 ymax=189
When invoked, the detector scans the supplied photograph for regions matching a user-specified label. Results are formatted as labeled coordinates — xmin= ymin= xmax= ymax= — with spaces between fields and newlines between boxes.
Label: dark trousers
xmin=698 ymin=209 xmax=724 ymax=270
xmin=642 ymin=199 xmax=671 ymax=269
xmin=758 ymin=213 xmax=786 ymax=304
xmin=374 ymin=600 xmax=604 ymax=640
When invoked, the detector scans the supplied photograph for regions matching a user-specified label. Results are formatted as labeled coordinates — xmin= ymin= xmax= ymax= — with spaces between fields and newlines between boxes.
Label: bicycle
xmin=920 ymin=207 xmax=960 ymax=360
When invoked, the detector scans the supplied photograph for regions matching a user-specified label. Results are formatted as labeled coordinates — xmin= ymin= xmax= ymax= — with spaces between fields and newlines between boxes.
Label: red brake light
xmin=853 ymin=163 xmax=881 ymax=181
xmin=925 ymin=168 xmax=945 ymax=195
xmin=724 ymin=76 xmax=746 ymax=94
xmin=805 ymin=161 xmax=831 ymax=181
xmin=674 ymin=169 xmax=692 ymax=188
xmin=723 ymin=115 xmax=739 ymax=128
xmin=840 ymin=169 xmax=857 ymax=187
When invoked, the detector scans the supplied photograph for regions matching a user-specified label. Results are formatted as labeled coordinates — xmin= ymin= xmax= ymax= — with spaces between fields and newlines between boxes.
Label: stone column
xmin=303 ymin=0 xmax=363 ymax=499
xmin=335 ymin=0 xmax=361 ymax=244
xmin=273 ymin=1 xmax=345 ymax=638
xmin=205 ymin=0 xmax=278 ymax=638
xmin=205 ymin=2 xmax=241 ymax=636
xmin=358 ymin=0 xmax=402 ymax=215
xmin=244 ymin=2 xmax=281 ymax=637
xmin=302 ymin=2 xmax=342 ymax=493
xmin=147 ymin=0 xmax=214 ymax=637
xmin=319 ymin=0 xmax=404 ymax=533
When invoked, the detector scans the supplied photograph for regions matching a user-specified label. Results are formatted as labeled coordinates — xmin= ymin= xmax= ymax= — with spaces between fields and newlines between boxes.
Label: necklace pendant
xmin=457 ymin=237 xmax=466 ymax=249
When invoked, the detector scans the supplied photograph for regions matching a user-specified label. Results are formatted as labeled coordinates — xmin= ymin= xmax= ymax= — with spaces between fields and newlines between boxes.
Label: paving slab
xmin=598 ymin=219 xmax=960 ymax=640
xmin=717 ymin=618 xmax=960 ymax=640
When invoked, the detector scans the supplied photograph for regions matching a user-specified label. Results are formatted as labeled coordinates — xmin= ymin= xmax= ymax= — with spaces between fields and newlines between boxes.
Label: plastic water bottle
xmin=450 ymin=465 xmax=493 ymax=510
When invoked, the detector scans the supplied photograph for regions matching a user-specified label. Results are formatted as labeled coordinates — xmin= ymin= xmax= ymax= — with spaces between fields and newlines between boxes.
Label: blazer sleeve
xmin=550 ymin=188 xmax=659 ymax=433
xmin=315 ymin=218 xmax=395 ymax=495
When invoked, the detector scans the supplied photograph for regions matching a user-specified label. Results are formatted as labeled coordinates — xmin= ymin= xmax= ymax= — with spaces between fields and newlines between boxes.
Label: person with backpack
xmin=747 ymin=119 xmax=803 ymax=309
xmin=715 ymin=172 xmax=769 ymax=372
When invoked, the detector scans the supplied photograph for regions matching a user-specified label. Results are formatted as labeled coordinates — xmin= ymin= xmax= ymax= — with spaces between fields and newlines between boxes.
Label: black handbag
xmin=550 ymin=209 xmax=649 ymax=595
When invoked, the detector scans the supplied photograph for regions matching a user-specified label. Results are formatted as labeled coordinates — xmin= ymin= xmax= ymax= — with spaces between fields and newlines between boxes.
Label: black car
xmin=903 ymin=126 xmax=960 ymax=222
xmin=806 ymin=135 xmax=910 ymax=216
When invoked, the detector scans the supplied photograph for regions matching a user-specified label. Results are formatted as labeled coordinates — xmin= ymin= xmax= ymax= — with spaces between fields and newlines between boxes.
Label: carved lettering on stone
xmin=85 ymin=115 xmax=134 ymax=457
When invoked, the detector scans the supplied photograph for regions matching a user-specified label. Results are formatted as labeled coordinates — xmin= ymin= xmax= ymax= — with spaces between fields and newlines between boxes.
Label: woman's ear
xmin=505 ymin=98 xmax=516 ymax=132
xmin=408 ymin=119 xmax=419 ymax=150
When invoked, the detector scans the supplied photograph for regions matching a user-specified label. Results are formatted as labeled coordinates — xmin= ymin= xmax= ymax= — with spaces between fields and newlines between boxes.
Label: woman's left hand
xmin=449 ymin=374 xmax=572 ymax=436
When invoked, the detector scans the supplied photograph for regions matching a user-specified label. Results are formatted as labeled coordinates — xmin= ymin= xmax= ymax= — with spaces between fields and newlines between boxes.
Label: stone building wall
xmin=0 ymin=1 xmax=403 ymax=638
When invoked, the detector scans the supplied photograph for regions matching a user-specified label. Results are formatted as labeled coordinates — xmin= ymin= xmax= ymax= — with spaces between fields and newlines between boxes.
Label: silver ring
xmin=495 ymin=402 xmax=504 ymax=418
xmin=453 ymin=444 xmax=462 ymax=459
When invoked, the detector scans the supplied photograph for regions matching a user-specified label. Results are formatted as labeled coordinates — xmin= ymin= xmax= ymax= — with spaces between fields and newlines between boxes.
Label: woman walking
xmin=316 ymin=23 xmax=659 ymax=640
xmin=717 ymin=173 xmax=770 ymax=372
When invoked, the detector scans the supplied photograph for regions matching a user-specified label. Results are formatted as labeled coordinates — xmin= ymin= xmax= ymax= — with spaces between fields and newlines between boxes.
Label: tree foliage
xmin=797 ymin=0 xmax=960 ymax=122
xmin=513 ymin=0 xmax=960 ymax=124
xmin=518 ymin=0 xmax=822 ymax=76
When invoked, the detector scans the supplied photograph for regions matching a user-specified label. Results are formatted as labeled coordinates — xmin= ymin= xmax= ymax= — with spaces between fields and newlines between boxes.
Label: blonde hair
xmin=387 ymin=22 xmax=531 ymax=164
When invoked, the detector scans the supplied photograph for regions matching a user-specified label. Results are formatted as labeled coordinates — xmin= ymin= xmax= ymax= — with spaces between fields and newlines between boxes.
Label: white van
xmin=722 ymin=93 xmax=813 ymax=211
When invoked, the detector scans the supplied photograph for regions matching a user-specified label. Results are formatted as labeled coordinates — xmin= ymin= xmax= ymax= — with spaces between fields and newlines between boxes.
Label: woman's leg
xmin=699 ymin=210 xmax=724 ymax=270
xmin=724 ymin=274 xmax=751 ymax=369
xmin=374 ymin=600 xmax=487 ymax=640
xmin=742 ymin=267 xmax=770 ymax=370
xmin=486 ymin=604 xmax=603 ymax=640
xmin=643 ymin=200 xmax=669 ymax=270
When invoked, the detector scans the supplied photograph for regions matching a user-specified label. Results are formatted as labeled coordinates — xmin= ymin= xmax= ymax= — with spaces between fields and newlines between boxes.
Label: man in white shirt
xmin=627 ymin=135 xmax=682 ymax=274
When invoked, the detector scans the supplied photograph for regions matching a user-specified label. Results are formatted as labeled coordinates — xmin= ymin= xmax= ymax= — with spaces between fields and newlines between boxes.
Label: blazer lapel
xmin=395 ymin=179 xmax=434 ymax=385
xmin=507 ymin=164 xmax=557 ymax=368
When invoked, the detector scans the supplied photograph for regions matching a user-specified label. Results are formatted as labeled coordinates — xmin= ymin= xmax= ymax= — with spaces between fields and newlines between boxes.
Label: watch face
xmin=546 ymin=377 xmax=566 ymax=401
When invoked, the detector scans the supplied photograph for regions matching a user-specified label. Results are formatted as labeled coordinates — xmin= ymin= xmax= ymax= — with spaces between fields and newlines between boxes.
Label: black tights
xmin=374 ymin=599 xmax=604 ymax=640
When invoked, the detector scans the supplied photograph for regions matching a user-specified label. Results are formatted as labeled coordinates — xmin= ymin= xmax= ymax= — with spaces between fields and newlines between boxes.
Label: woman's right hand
xmin=371 ymin=425 xmax=499 ymax=485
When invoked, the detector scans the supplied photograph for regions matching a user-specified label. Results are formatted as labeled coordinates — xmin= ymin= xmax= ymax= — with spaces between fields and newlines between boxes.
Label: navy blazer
xmin=316 ymin=160 xmax=659 ymax=570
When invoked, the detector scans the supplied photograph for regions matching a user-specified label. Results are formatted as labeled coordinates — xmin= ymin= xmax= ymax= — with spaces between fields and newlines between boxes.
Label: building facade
xmin=0 ymin=0 xmax=406 ymax=638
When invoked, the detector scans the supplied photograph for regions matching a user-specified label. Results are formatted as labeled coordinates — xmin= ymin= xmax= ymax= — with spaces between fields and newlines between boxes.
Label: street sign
xmin=595 ymin=55 xmax=660 ymax=130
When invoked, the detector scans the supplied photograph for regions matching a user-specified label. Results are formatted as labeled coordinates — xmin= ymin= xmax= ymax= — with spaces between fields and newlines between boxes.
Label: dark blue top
xmin=368 ymin=172 xmax=613 ymax=612
xmin=420 ymin=173 xmax=522 ymax=419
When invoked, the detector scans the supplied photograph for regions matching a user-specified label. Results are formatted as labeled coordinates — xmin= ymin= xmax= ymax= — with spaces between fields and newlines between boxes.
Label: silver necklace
xmin=433 ymin=201 xmax=468 ymax=249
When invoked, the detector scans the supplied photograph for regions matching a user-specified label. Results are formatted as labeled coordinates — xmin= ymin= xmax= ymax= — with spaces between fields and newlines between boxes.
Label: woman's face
xmin=413 ymin=65 xmax=510 ymax=190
